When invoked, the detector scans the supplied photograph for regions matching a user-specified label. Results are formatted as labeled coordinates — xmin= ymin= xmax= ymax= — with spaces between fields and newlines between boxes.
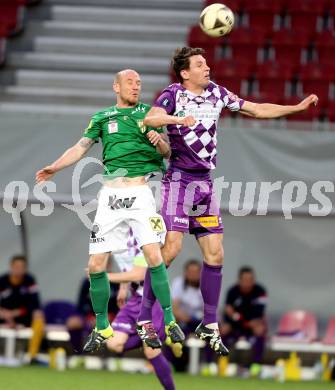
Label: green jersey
xmin=83 ymin=103 xmax=165 ymax=178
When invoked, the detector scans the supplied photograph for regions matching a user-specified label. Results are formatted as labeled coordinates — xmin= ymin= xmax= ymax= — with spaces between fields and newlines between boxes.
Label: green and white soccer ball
xmin=199 ymin=3 xmax=235 ymax=37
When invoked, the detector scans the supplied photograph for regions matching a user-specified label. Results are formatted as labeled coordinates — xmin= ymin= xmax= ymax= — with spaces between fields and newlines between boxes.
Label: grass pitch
xmin=0 ymin=367 xmax=333 ymax=390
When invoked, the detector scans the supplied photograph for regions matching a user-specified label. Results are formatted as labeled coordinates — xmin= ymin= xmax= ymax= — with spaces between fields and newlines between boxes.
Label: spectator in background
xmin=220 ymin=266 xmax=267 ymax=364
xmin=171 ymin=259 xmax=203 ymax=334
xmin=0 ymin=255 xmax=45 ymax=363
xmin=66 ymin=260 xmax=119 ymax=354
xmin=170 ymin=259 xmax=203 ymax=371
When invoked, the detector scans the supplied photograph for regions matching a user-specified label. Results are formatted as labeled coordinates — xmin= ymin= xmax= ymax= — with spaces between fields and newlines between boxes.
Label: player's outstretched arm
xmin=108 ymin=265 xmax=146 ymax=284
xmin=239 ymin=94 xmax=318 ymax=119
xmin=144 ymin=107 xmax=196 ymax=128
xmin=35 ymin=137 xmax=95 ymax=183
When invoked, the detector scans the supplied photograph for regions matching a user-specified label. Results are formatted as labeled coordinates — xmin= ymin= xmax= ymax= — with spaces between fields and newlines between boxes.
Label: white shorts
xmin=89 ymin=185 xmax=166 ymax=255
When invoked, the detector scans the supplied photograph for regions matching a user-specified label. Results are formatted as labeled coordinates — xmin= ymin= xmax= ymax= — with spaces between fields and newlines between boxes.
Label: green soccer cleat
xmin=165 ymin=321 xmax=185 ymax=345
xmin=195 ymin=323 xmax=229 ymax=356
xmin=83 ymin=326 xmax=113 ymax=353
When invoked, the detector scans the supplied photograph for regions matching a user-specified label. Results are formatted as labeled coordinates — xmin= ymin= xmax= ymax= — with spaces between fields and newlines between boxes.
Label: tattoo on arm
xmin=78 ymin=137 xmax=95 ymax=151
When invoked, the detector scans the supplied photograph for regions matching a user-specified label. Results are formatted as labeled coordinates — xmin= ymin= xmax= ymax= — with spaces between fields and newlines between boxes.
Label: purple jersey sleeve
xmin=154 ymin=87 xmax=176 ymax=115
xmin=219 ymin=85 xmax=245 ymax=112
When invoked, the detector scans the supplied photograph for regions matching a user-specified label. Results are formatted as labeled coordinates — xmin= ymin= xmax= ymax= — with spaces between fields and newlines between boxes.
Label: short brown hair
xmin=172 ymin=47 xmax=205 ymax=83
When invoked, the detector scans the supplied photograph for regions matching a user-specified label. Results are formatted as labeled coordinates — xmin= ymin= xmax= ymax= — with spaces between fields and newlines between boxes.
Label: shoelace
xmin=143 ymin=323 xmax=158 ymax=340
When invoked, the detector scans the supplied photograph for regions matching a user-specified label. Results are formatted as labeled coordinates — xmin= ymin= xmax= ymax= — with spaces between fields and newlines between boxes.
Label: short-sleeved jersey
xmin=83 ymin=103 xmax=165 ymax=178
xmin=0 ymin=273 xmax=41 ymax=326
xmin=154 ymin=81 xmax=244 ymax=171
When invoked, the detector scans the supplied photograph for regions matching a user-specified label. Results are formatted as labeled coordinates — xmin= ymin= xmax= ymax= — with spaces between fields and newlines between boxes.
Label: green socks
xmin=149 ymin=263 xmax=175 ymax=325
xmin=89 ymin=271 xmax=110 ymax=331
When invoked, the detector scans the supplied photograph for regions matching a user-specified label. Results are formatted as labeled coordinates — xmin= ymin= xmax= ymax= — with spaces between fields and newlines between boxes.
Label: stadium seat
xmin=298 ymin=63 xmax=335 ymax=102
xmin=255 ymin=62 xmax=294 ymax=97
xmin=322 ymin=315 xmax=335 ymax=345
xmin=286 ymin=0 xmax=328 ymax=32
xmin=0 ymin=0 xmax=26 ymax=35
xmin=44 ymin=300 xmax=77 ymax=325
xmin=243 ymin=0 xmax=284 ymax=31
xmin=225 ymin=27 xmax=268 ymax=64
xmin=272 ymin=310 xmax=318 ymax=342
xmin=212 ymin=59 xmax=253 ymax=95
xmin=271 ymin=29 xmax=312 ymax=66
xmin=314 ymin=31 xmax=335 ymax=65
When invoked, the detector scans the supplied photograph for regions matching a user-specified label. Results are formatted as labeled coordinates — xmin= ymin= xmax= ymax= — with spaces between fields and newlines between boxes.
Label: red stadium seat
xmin=298 ymin=63 xmax=335 ymax=102
xmin=213 ymin=59 xmax=253 ymax=95
xmin=0 ymin=0 xmax=26 ymax=35
xmin=187 ymin=25 xmax=220 ymax=65
xmin=322 ymin=316 xmax=335 ymax=345
xmin=243 ymin=0 xmax=284 ymax=31
xmin=255 ymin=62 xmax=294 ymax=97
xmin=271 ymin=29 xmax=312 ymax=66
xmin=314 ymin=31 xmax=335 ymax=65
xmin=272 ymin=310 xmax=318 ymax=342
xmin=225 ymin=27 xmax=268 ymax=64
xmin=286 ymin=0 xmax=328 ymax=32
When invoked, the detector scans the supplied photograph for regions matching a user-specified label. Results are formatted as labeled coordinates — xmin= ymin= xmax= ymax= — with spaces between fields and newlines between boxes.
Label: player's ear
xmin=113 ymin=82 xmax=120 ymax=94
xmin=180 ymin=69 xmax=189 ymax=81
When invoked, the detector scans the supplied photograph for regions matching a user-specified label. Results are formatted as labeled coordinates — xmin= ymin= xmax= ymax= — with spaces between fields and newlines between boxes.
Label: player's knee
xmin=144 ymin=346 xmax=161 ymax=360
xmin=88 ymin=253 xmax=108 ymax=273
xmin=162 ymin=240 xmax=182 ymax=266
xmin=206 ymin=245 xmax=224 ymax=266
xmin=106 ymin=339 xmax=124 ymax=354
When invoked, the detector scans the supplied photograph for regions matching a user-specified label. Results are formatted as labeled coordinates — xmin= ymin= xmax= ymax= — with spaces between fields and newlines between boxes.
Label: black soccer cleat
xmin=136 ymin=322 xmax=162 ymax=349
xmin=165 ymin=321 xmax=185 ymax=345
xmin=83 ymin=327 xmax=113 ymax=353
xmin=195 ymin=323 xmax=229 ymax=356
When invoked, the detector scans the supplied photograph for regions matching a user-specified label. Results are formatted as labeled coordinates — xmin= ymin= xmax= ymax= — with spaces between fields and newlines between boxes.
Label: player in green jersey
xmin=36 ymin=69 xmax=185 ymax=352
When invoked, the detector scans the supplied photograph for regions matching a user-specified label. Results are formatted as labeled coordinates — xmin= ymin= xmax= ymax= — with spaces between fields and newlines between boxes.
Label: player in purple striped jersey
xmin=137 ymin=47 xmax=318 ymax=354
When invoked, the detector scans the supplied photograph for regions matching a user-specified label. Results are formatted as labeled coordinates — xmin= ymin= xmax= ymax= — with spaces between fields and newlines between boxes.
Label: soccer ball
xmin=199 ymin=3 xmax=235 ymax=37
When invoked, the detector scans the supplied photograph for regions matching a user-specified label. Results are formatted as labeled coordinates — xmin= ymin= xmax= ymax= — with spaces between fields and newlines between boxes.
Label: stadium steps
xmin=48 ymin=6 xmax=199 ymax=26
xmin=1 ymin=85 xmax=153 ymax=106
xmin=33 ymin=37 xmax=179 ymax=57
xmin=7 ymin=52 xmax=170 ymax=74
xmin=44 ymin=0 xmax=202 ymax=10
xmin=12 ymin=70 xmax=169 ymax=92
xmin=24 ymin=20 xmax=188 ymax=41
xmin=0 ymin=0 xmax=200 ymax=113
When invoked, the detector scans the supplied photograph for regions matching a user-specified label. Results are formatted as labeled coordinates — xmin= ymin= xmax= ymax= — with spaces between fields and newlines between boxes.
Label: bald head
xmin=115 ymin=69 xmax=140 ymax=84
xmin=113 ymin=69 xmax=141 ymax=107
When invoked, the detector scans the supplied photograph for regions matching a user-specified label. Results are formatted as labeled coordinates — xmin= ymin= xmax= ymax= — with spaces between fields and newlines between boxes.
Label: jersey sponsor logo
xmin=104 ymin=110 xmax=118 ymax=116
xmin=137 ymin=119 xmax=147 ymax=133
xmin=162 ymin=98 xmax=170 ymax=107
xmin=173 ymin=216 xmax=189 ymax=226
xmin=131 ymin=105 xmax=146 ymax=114
xmin=90 ymin=223 xmax=105 ymax=244
xmin=195 ymin=216 xmax=219 ymax=228
xmin=177 ymin=111 xmax=185 ymax=117
xmin=108 ymin=195 xmax=136 ymax=210
xmin=149 ymin=216 xmax=164 ymax=232
xmin=112 ymin=322 xmax=132 ymax=330
xmin=178 ymin=93 xmax=189 ymax=106
xmin=108 ymin=120 xmax=118 ymax=134
xmin=123 ymin=116 xmax=129 ymax=121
